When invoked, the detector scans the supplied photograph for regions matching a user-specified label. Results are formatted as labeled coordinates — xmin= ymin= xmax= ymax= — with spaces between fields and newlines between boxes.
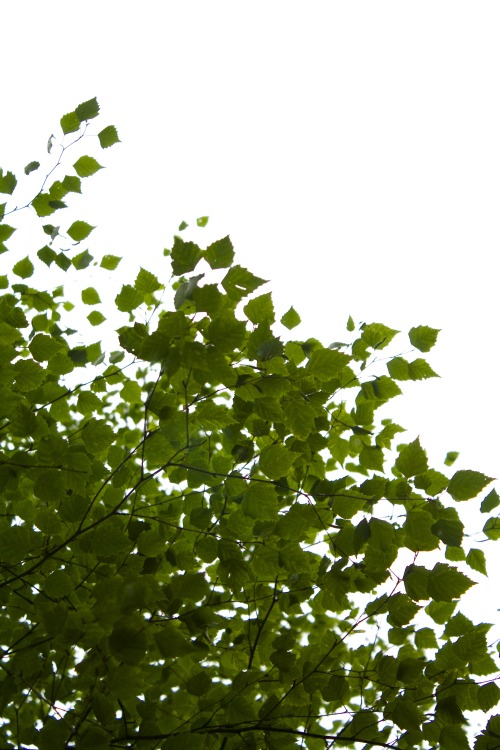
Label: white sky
xmin=2 ymin=2 xmax=499 ymax=619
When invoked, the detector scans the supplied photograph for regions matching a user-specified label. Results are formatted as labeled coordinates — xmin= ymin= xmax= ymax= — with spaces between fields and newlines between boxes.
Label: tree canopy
xmin=0 ymin=98 xmax=499 ymax=750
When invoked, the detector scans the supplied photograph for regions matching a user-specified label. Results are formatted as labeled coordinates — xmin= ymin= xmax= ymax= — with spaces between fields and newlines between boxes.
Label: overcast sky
xmin=2 ymin=2 xmax=499 ymax=618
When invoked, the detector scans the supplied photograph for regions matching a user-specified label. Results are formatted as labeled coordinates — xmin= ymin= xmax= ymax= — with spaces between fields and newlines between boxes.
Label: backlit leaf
xmin=281 ymin=306 xmax=301 ymax=330
xmin=409 ymin=325 xmax=440 ymax=352
xmin=68 ymin=220 xmax=95 ymax=242
xmin=12 ymin=256 xmax=34 ymax=279
xmin=73 ymin=155 xmax=103 ymax=177
xmin=448 ymin=470 xmax=494 ymax=501
xmin=428 ymin=563 xmax=475 ymax=602
xmin=395 ymin=437 xmax=428 ymax=477
xmin=75 ymin=97 xmax=100 ymax=121
xmin=98 ymin=125 xmax=120 ymax=148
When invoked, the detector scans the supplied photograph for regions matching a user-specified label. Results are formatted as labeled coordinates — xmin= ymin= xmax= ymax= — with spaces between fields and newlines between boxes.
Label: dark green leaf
xmin=428 ymin=563 xmax=475 ymax=602
xmin=171 ymin=236 xmax=203 ymax=275
xmin=24 ymin=161 xmax=40 ymax=175
xmin=448 ymin=470 xmax=494 ymax=501
xmin=221 ymin=264 xmax=267 ymax=301
xmin=481 ymin=488 xmax=500 ymax=513
xmin=0 ymin=224 xmax=15 ymax=242
xmin=72 ymin=249 xmax=94 ymax=269
xmin=98 ymin=125 xmax=120 ymax=148
xmin=0 ymin=168 xmax=17 ymax=194
xmin=75 ymin=97 xmax=100 ymax=121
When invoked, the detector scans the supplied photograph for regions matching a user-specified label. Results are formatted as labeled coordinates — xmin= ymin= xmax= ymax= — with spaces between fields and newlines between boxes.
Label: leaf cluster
xmin=0 ymin=100 xmax=499 ymax=750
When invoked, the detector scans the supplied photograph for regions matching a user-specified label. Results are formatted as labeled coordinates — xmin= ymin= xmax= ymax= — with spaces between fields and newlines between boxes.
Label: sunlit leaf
xmin=409 ymin=325 xmax=440 ymax=352
xmin=73 ymin=155 xmax=103 ymax=177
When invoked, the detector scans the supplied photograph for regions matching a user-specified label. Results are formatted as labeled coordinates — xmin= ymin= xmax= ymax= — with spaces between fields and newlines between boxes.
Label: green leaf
xmin=478 ymin=683 xmax=500 ymax=712
xmin=483 ymin=516 xmax=500 ymax=541
xmin=431 ymin=517 xmax=463 ymax=547
xmin=115 ymin=284 xmax=144 ymax=312
xmin=466 ymin=548 xmax=487 ymax=576
xmin=29 ymin=333 xmax=65 ymax=361
xmin=171 ymin=236 xmax=203 ymax=275
xmin=81 ymin=287 xmax=101 ymax=305
xmin=395 ymin=438 xmax=428 ymax=477
xmin=439 ymin=725 xmax=469 ymax=750
xmin=391 ymin=699 xmax=422 ymax=731
xmin=72 ymin=249 xmax=94 ymax=269
xmin=204 ymin=235 xmax=234 ymax=269
xmin=60 ymin=110 xmax=80 ymax=134
xmin=12 ymin=256 xmax=34 ymax=279
xmin=81 ymin=418 xmax=114 ymax=453
xmin=62 ymin=174 xmax=82 ymax=193
xmin=242 ymin=484 xmax=278 ymax=520
xmin=31 ymin=193 xmax=57 ymax=217
xmin=0 ymin=168 xmax=17 ymax=194
xmin=174 ymin=273 xmax=204 ymax=310
xmin=73 ymin=155 xmax=103 ymax=177
xmin=445 ymin=450 xmax=460 ymax=466
xmin=408 ymin=358 xmax=439 ymax=379
xmin=244 ymin=292 xmax=274 ymax=324
xmin=24 ymin=161 xmax=40 ymax=175
xmin=428 ymin=563 xmax=475 ymax=602
xmin=425 ymin=600 xmax=457 ymax=624
xmin=68 ymin=220 xmax=95 ymax=242
xmin=404 ymin=564 xmax=430 ymax=601
xmin=259 ymin=445 xmax=298 ymax=479
xmin=307 ymin=347 xmax=350 ymax=381
xmin=415 ymin=627 xmax=438 ymax=649
xmin=404 ymin=509 xmax=440 ymax=551
xmin=98 ymin=124 xmax=120 ymax=148
xmin=281 ymin=306 xmax=301 ymax=330
xmin=481 ymin=488 xmax=500 ymax=513
xmin=134 ymin=267 xmax=162 ymax=293
xmin=221 ymin=264 xmax=267 ymax=301
xmin=196 ymin=215 xmax=209 ymax=227
xmin=409 ymin=325 xmax=440 ymax=352
xmin=100 ymin=253 xmax=121 ymax=270
xmin=0 ymin=224 xmax=15 ymax=242
xmin=448 ymin=470 xmax=494 ymax=501
xmin=75 ymin=97 xmax=100 ymax=121
xmin=347 ymin=315 xmax=355 ymax=331
xmin=361 ymin=322 xmax=398 ymax=349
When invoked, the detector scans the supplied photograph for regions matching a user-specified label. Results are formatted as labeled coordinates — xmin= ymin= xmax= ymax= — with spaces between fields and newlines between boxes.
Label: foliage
xmin=0 ymin=99 xmax=499 ymax=750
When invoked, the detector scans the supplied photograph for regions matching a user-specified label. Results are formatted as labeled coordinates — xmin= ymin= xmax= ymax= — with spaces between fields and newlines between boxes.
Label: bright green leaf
xmin=12 ymin=256 xmax=34 ymax=279
xmin=409 ymin=325 xmax=440 ymax=352
xmin=73 ymin=155 xmax=103 ymax=177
